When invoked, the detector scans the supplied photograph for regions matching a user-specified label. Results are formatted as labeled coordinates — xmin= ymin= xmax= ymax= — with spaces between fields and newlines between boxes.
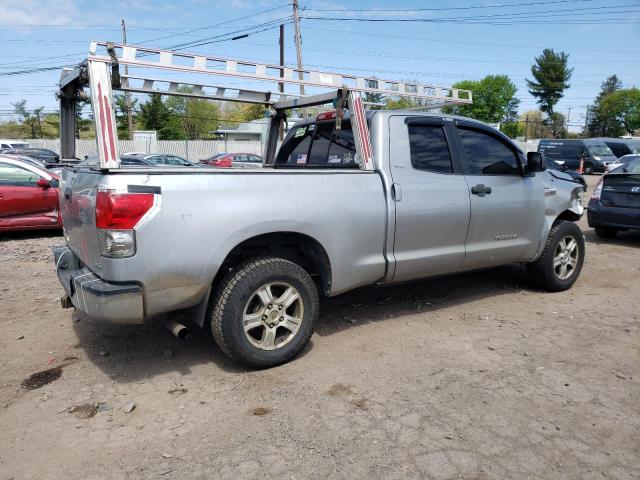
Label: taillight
xmin=317 ymin=110 xmax=337 ymax=121
xmin=96 ymin=191 xmax=154 ymax=229
xmin=591 ymin=178 xmax=604 ymax=200
xmin=95 ymin=191 xmax=154 ymax=258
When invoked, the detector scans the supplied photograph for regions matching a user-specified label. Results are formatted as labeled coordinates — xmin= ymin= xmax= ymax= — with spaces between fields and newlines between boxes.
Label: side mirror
xmin=527 ymin=151 xmax=546 ymax=173
xmin=36 ymin=178 xmax=51 ymax=189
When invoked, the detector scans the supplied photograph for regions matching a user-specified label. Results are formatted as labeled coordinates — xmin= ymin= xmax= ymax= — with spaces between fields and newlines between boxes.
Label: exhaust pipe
xmin=165 ymin=320 xmax=190 ymax=340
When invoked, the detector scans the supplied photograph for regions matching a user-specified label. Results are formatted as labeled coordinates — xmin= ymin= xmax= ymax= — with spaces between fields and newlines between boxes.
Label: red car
xmin=0 ymin=156 xmax=62 ymax=231
xmin=199 ymin=153 xmax=263 ymax=168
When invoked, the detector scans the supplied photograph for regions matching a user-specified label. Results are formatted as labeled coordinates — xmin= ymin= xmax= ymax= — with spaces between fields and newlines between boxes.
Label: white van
xmin=0 ymin=140 xmax=30 ymax=149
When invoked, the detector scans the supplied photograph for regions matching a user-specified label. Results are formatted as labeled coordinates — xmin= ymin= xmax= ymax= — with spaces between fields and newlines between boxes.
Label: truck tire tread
xmin=210 ymin=257 xmax=318 ymax=368
xmin=527 ymin=220 xmax=585 ymax=292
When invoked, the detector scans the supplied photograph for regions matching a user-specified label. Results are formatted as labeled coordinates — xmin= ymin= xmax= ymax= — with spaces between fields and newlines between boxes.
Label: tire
xmin=594 ymin=227 xmax=618 ymax=239
xmin=210 ymin=257 xmax=319 ymax=368
xmin=527 ymin=221 xmax=585 ymax=292
xmin=583 ymin=163 xmax=593 ymax=175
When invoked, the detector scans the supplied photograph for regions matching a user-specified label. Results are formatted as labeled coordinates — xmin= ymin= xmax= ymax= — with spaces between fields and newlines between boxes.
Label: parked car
xmin=538 ymin=139 xmax=617 ymax=174
xmin=0 ymin=148 xmax=59 ymax=165
xmin=588 ymin=156 xmax=640 ymax=238
xmin=54 ymin=111 xmax=586 ymax=368
xmin=605 ymin=153 xmax=640 ymax=173
xmin=545 ymin=159 xmax=587 ymax=188
xmin=599 ymin=138 xmax=640 ymax=158
xmin=0 ymin=139 xmax=29 ymax=149
xmin=124 ymin=153 xmax=200 ymax=167
xmin=79 ymin=153 xmax=201 ymax=167
xmin=200 ymin=153 xmax=263 ymax=168
xmin=0 ymin=156 xmax=62 ymax=231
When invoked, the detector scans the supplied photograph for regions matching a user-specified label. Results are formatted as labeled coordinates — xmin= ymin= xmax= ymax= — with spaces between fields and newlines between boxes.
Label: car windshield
xmin=586 ymin=143 xmax=614 ymax=156
xmin=628 ymin=143 xmax=640 ymax=154
xmin=622 ymin=159 xmax=640 ymax=173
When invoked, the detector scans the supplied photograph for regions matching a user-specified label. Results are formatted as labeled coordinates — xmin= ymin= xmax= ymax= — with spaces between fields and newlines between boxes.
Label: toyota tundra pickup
xmin=54 ymin=109 xmax=586 ymax=368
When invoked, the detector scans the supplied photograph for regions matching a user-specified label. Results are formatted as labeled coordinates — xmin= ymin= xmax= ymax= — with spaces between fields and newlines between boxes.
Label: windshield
xmin=622 ymin=159 xmax=640 ymax=173
xmin=628 ymin=142 xmax=640 ymax=154
xmin=586 ymin=143 xmax=614 ymax=157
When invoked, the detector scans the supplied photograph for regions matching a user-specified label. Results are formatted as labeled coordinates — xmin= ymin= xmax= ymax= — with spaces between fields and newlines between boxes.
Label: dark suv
xmin=538 ymin=139 xmax=617 ymax=174
xmin=599 ymin=138 xmax=640 ymax=158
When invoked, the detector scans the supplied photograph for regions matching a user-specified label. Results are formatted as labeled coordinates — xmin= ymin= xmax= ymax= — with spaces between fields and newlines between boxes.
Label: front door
xmin=389 ymin=115 xmax=471 ymax=282
xmin=451 ymin=122 xmax=545 ymax=270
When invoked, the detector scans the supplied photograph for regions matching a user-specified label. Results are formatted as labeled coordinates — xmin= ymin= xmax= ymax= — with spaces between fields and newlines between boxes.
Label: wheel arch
xmin=212 ymin=231 xmax=332 ymax=298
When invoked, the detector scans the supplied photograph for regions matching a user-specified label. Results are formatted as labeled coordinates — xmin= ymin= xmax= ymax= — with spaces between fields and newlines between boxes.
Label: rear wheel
xmin=527 ymin=221 xmax=585 ymax=292
xmin=594 ymin=227 xmax=618 ymax=239
xmin=210 ymin=257 xmax=318 ymax=368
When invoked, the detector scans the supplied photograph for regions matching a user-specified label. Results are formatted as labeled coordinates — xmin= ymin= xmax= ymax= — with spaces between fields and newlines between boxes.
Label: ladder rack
xmin=59 ymin=41 xmax=473 ymax=167
xmin=88 ymin=41 xmax=473 ymax=105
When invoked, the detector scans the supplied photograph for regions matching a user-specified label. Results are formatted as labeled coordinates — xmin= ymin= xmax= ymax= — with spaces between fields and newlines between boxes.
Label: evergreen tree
xmin=585 ymin=75 xmax=623 ymax=137
xmin=138 ymin=94 xmax=181 ymax=140
xmin=526 ymin=49 xmax=573 ymax=123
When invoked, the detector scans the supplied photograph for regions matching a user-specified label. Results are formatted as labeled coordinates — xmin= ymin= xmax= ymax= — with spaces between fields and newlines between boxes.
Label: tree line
xmin=2 ymin=49 xmax=638 ymax=141
xmin=1 ymin=87 xmax=266 ymax=141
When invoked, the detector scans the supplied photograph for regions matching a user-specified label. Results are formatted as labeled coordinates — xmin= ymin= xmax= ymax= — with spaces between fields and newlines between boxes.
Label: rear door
xmin=452 ymin=121 xmax=545 ymax=270
xmin=389 ymin=115 xmax=471 ymax=282
xmin=0 ymin=161 xmax=58 ymax=226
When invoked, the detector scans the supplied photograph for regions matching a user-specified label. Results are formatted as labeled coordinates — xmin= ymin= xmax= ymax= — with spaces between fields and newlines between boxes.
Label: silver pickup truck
xmin=54 ymin=111 xmax=585 ymax=367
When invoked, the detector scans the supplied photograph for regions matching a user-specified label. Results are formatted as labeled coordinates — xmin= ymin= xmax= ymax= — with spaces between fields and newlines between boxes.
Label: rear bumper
xmin=53 ymin=245 xmax=144 ymax=324
xmin=587 ymin=203 xmax=640 ymax=230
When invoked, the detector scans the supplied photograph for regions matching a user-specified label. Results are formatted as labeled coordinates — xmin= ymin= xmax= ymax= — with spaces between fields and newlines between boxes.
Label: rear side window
xmin=408 ymin=125 xmax=453 ymax=173
xmin=458 ymin=128 xmax=520 ymax=175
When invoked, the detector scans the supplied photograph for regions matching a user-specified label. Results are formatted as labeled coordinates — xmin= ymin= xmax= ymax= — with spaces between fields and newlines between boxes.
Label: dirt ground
xmin=1 ymin=175 xmax=638 ymax=480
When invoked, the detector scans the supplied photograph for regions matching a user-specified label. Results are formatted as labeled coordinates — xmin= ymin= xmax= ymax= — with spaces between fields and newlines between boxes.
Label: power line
xmin=302 ymin=26 xmax=640 ymax=54
xmin=301 ymin=4 xmax=640 ymax=24
xmin=303 ymin=0 xmax=605 ymax=12
xmin=136 ymin=3 xmax=292 ymax=46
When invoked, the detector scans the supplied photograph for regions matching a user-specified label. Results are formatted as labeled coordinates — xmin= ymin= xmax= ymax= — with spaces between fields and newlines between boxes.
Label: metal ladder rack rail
xmin=120 ymin=74 xmax=301 ymax=105
xmin=88 ymin=41 xmax=473 ymax=105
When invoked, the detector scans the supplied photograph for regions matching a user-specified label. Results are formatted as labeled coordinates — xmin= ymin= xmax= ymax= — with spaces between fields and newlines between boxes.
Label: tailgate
xmin=601 ymin=174 xmax=640 ymax=208
xmin=59 ymin=168 xmax=102 ymax=271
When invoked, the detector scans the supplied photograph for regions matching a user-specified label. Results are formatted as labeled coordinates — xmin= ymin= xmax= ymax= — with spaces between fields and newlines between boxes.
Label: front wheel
xmin=583 ymin=163 xmax=593 ymax=175
xmin=527 ymin=221 xmax=585 ymax=292
xmin=210 ymin=257 xmax=319 ymax=368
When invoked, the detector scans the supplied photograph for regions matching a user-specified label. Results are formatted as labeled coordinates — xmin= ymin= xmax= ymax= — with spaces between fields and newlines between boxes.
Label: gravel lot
xmin=1 ymin=175 xmax=638 ymax=480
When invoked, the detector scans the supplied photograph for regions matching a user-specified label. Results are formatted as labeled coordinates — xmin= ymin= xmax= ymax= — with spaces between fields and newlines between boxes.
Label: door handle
xmin=471 ymin=184 xmax=492 ymax=197
xmin=391 ymin=183 xmax=402 ymax=202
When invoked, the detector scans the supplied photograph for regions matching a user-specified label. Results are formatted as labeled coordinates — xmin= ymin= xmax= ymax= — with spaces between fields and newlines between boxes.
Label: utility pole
xmin=292 ymin=0 xmax=305 ymax=100
xmin=524 ymin=115 xmax=529 ymax=143
xmin=121 ymin=19 xmax=133 ymax=140
xmin=584 ymin=105 xmax=590 ymax=134
xmin=279 ymin=24 xmax=285 ymax=94
xmin=566 ymin=106 xmax=572 ymax=133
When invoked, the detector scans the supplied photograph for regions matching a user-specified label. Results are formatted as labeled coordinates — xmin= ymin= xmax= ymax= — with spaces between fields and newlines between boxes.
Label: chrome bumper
xmin=53 ymin=245 xmax=144 ymax=324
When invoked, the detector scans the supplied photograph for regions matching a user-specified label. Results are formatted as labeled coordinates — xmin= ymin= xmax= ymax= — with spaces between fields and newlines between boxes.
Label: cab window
xmin=458 ymin=127 xmax=520 ymax=175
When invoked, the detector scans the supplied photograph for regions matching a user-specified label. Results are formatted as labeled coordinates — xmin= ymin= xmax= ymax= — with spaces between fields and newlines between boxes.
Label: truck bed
xmin=59 ymin=166 xmax=388 ymax=319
